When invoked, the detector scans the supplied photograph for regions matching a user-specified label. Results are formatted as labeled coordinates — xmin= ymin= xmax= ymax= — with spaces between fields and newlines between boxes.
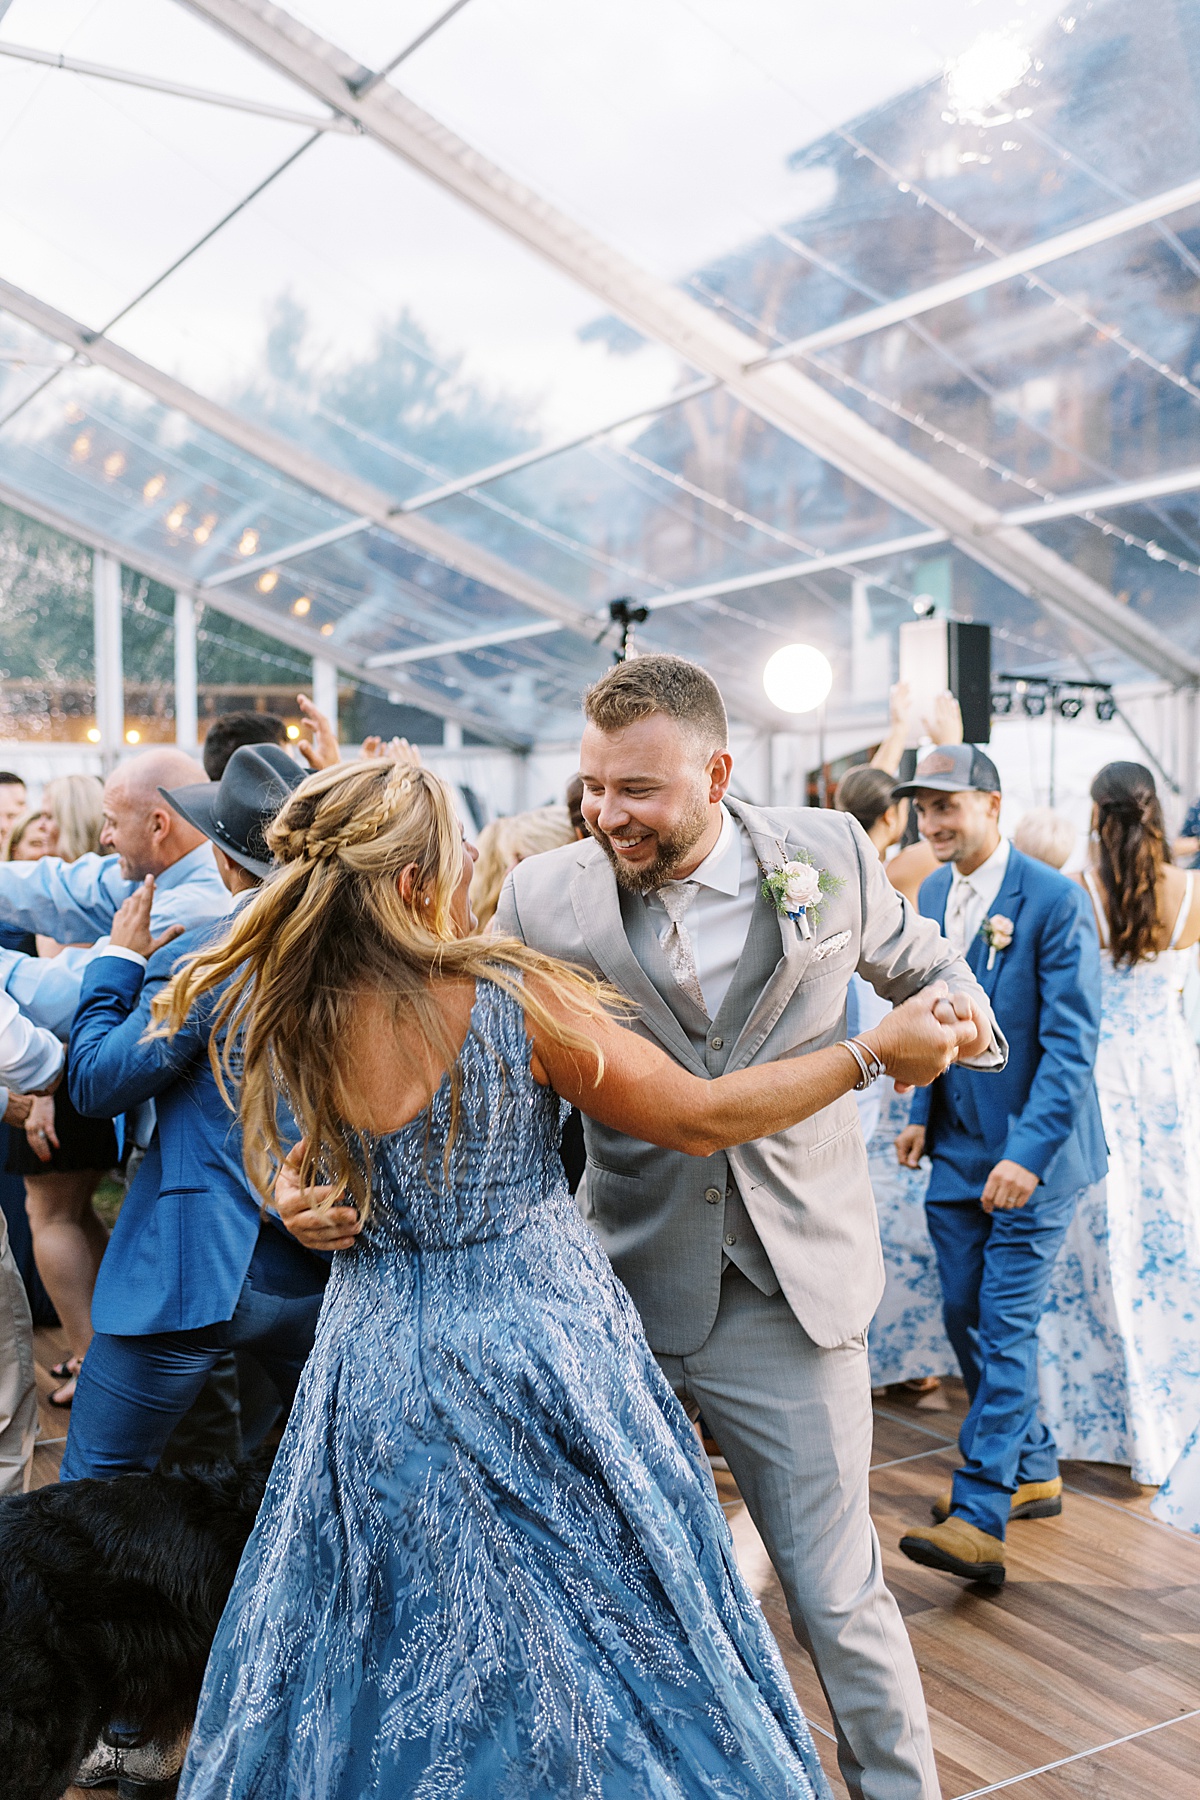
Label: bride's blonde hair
xmin=152 ymin=758 xmax=612 ymax=1214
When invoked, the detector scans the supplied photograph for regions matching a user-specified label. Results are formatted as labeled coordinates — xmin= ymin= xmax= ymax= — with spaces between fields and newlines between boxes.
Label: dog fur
xmin=0 ymin=1460 xmax=267 ymax=1800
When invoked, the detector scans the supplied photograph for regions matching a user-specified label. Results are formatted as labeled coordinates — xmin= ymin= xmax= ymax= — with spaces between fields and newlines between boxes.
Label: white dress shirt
xmin=646 ymin=806 xmax=759 ymax=1018
xmin=943 ymin=836 xmax=1011 ymax=960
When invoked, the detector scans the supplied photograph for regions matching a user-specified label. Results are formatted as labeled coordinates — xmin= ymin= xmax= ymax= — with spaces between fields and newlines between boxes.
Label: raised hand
xmin=296 ymin=694 xmax=341 ymax=770
xmin=362 ymin=735 xmax=422 ymax=765
xmin=861 ymin=985 xmax=975 ymax=1087
xmin=923 ymin=690 xmax=963 ymax=747
xmin=110 ymin=876 xmax=186 ymax=960
xmin=273 ymin=1138 xmax=361 ymax=1251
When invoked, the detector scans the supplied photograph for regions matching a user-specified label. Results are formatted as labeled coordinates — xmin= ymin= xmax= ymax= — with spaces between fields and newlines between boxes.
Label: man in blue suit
xmin=60 ymin=746 xmax=329 ymax=1480
xmin=890 ymin=744 xmax=1105 ymax=1586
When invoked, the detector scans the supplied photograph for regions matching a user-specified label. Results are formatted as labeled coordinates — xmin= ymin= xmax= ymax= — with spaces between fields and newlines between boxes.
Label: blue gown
xmin=179 ymin=981 xmax=831 ymax=1799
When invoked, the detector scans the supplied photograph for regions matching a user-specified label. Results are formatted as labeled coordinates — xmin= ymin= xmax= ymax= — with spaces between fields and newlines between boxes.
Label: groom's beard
xmin=591 ymin=800 xmax=711 ymax=894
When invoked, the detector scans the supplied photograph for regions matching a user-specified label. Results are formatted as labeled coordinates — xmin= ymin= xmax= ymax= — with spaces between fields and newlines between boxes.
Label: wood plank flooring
xmin=30 ymin=1334 xmax=1200 ymax=1800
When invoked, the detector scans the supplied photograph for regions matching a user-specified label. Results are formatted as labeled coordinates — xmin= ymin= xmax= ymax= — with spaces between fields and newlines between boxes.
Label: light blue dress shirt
xmin=0 ymin=843 xmax=232 ymax=1037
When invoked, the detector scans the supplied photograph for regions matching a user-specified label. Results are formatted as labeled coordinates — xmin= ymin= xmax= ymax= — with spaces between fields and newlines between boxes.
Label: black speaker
xmin=947 ymin=622 xmax=992 ymax=743
xmin=898 ymin=619 xmax=992 ymax=744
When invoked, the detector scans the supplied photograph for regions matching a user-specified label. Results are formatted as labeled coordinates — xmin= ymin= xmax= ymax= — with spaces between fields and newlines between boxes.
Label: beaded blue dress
xmin=179 ymin=982 xmax=830 ymax=1799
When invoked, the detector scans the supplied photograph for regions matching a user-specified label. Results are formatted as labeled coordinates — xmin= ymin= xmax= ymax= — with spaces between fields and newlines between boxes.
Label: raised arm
xmin=0 ymin=988 xmax=64 ymax=1093
xmin=0 ymin=852 xmax=130 ymax=942
xmin=851 ymin=816 xmax=1003 ymax=1067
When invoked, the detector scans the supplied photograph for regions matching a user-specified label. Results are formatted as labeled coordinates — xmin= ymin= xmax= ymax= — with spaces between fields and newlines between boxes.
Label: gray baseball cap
xmin=892 ymin=743 xmax=1002 ymax=798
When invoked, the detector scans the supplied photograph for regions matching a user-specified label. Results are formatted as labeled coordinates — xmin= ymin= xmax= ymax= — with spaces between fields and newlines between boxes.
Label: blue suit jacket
xmin=69 ymin=924 xmax=323 ymax=1335
xmin=909 ymin=846 xmax=1107 ymax=1200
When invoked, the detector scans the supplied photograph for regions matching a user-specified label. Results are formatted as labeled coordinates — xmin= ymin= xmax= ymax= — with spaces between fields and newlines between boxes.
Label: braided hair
xmin=1090 ymin=761 xmax=1169 ymax=967
xmin=151 ymin=758 xmax=617 ymax=1216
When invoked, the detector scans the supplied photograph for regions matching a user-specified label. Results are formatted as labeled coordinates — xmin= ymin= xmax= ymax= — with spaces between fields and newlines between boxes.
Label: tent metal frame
xmin=173 ymin=0 xmax=1200 ymax=688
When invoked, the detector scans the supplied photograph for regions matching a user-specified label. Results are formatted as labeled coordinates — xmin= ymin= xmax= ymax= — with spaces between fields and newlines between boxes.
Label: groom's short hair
xmin=583 ymin=655 xmax=727 ymax=755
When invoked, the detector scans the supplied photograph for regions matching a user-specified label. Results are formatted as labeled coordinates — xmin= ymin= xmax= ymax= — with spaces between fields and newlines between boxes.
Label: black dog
xmin=0 ymin=1460 xmax=267 ymax=1800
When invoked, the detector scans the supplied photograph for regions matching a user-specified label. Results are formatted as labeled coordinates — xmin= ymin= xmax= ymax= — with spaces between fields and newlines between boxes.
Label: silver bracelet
xmin=839 ymin=1037 xmax=885 ymax=1092
xmin=839 ymin=1040 xmax=873 ymax=1091
xmin=850 ymin=1035 xmax=887 ymax=1082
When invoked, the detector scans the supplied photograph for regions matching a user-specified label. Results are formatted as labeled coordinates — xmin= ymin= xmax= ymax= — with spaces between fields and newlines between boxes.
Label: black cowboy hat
xmin=160 ymin=743 xmax=306 ymax=878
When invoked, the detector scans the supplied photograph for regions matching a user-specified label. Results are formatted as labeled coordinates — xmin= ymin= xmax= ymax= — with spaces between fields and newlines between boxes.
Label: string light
xmin=237 ymin=529 xmax=259 ymax=556
xmin=291 ymin=595 xmax=311 ymax=616
xmin=102 ymin=451 xmax=125 ymax=479
xmin=125 ymin=728 xmax=141 ymax=744
xmin=256 ymin=570 xmax=279 ymax=593
xmin=319 ymin=621 xmax=335 ymax=636
xmin=143 ymin=473 xmax=166 ymax=502
xmin=70 ymin=433 xmax=91 ymax=462
xmin=192 ymin=514 xmax=217 ymax=545
xmin=165 ymin=502 xmax=189 ymax=533
xmin=85 ymin=727 xmax=101 ymax=743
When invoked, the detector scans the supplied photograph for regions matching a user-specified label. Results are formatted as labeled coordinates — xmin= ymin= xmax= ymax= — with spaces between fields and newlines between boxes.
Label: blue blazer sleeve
xmin=69 ymin=942 xmax=211 ymax=1118
xmin=1001 ymin=884 xmax=1101 ymax=1179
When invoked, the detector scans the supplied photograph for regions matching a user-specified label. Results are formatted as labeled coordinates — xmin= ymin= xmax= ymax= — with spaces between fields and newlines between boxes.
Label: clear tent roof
xmin=1 ymin=0 xmax=1198 ymax=745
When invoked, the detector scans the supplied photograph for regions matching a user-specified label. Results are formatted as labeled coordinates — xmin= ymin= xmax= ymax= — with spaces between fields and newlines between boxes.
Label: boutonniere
xmin=979 ymin=913 xmax=1014 ymax=970
xmin=762 ymin=851 xmax=844 ymax=940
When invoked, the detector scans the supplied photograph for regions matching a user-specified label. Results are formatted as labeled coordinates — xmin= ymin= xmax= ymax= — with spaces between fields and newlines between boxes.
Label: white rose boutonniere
xmin=979 ymin=913 xmax=1014 ymax=970
xmin=762 ymin=851 xmax=844 ymax=939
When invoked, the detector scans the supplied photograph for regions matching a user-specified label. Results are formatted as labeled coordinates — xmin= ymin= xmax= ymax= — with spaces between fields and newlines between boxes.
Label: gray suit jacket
xmin=495 ymin=798 xmax=1004 ymax=1353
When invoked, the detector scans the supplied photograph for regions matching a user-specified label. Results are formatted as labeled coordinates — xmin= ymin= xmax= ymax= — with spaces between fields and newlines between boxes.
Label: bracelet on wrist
xmin=838 ymin=1036 xmax=885 ymax=1092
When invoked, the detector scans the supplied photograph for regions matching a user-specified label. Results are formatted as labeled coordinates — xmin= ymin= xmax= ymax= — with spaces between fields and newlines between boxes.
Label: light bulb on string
xmin=763 ymin=645 xmax=833 ymax=715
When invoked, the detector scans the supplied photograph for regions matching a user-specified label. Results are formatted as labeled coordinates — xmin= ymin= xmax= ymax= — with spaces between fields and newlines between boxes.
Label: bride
xmin=165 ymin=757 xmax=972 ymax=1799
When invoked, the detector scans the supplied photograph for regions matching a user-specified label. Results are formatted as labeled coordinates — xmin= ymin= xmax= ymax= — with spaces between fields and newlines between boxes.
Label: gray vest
xmin=619 ymin=863 xmax=783 ymax=1297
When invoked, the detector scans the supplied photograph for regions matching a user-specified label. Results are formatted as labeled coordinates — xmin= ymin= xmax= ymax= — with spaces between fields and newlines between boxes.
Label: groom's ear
xmin=706 ymin=749 xmax=734 ymax=803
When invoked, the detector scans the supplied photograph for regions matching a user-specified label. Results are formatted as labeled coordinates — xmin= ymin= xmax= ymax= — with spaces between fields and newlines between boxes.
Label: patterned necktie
xmin=944 ymin=876 xmax=975 ymax=958
xmin=657 ymin=881 xmax=709 ymax=1016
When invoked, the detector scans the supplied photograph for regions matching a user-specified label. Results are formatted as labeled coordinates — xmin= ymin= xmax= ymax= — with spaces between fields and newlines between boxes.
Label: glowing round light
xmin=85 ymin=727 xmax=101 ymax=743
xmin=125 ymin=728 xmax=141 ymax=744
xmin=286 ymin=724 xmax=301 ymax=741
xmin=763 ymin=644 xmax=833 ymax=715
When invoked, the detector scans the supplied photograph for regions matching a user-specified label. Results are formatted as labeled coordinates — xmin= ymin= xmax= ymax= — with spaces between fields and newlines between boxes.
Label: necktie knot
xmin=658 ymin=881 xmax=700 ymax=924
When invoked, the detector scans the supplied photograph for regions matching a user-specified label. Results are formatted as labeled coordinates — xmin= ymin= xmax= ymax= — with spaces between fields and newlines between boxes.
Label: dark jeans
xmin=60 ymin=1278 xmax=324 ymax=1481
xmin=925 ymin=1185 xmax=1082 ymax=1539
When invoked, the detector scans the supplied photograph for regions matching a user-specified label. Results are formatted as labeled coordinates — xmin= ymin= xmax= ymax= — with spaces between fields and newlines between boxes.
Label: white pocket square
xmin=812 ymin=930 xmax=851 ymax=962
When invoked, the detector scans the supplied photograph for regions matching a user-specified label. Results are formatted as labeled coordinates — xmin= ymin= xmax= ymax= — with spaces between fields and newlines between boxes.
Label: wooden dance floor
xmin=31 ymin=1329 xmax=1200 ymax=1800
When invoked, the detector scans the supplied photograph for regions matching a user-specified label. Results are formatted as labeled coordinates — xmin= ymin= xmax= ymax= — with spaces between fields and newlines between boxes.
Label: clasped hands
xmin=858 ymin=984 xmax=986 ymax=1090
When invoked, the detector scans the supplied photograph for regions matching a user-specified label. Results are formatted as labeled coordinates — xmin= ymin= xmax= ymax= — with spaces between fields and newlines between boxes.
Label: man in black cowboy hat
xmin=58 ymin=747 xmax=329 ymax=1480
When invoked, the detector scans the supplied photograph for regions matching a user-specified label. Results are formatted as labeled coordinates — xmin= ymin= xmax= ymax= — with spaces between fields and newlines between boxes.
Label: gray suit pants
xmin=657 ymin=1266 xmax=940 ymax=1800
xmin=0 ymin=1209 xmax=37 ymax=1495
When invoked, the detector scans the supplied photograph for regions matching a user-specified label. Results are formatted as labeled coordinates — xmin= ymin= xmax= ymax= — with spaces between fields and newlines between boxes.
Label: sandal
xmin=49 ymin=1374 xmax=78 ymax=1407
xmin=49 ymin=1356 xmax=81 ymax=1382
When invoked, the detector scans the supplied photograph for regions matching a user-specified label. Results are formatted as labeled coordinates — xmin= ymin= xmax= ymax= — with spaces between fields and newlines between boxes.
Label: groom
xmin=495 ymin=655 xmax=1005 ymax=1800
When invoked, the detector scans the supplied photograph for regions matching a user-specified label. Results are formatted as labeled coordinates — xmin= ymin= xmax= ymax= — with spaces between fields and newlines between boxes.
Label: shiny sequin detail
xmin=180 ymin=981 xmax=830 ymax=1799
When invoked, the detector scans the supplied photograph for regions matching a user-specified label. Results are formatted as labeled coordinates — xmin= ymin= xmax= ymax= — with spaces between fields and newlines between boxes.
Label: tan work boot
xmin=899 ymin=1516 xmax=1006 ymax=1586
xmin=931 ymin=1475 xmax=1062 ymax=1524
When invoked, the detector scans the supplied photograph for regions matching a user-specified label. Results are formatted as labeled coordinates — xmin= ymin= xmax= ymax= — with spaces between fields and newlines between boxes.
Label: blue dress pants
xmin=60 ymin=1278 xmax=324 ymax=1481
xmin=924 ymin=1186 xmax=1083 ymax=1539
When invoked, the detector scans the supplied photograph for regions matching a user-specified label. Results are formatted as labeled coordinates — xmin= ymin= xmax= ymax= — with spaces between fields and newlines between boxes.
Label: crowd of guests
xmin=832 ymin=688 xmax=1200 ymax=1562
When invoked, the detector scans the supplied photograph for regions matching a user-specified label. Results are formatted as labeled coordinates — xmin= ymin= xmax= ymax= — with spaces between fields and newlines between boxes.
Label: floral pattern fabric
xmin=179 ymin=981 xmax=830 ymax=1800
xmin=866 ymin=1081 xmax=956 ymax=1388
xmin=1037 ymin=944 xmax=1200 ymax=1484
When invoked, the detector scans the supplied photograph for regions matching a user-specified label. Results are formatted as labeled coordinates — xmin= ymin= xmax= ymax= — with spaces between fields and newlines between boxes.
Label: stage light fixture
xmin=1096 ymin=692 xmax=1116 ymax=722
xmin=1058 ymin=694 xmax=1084 ymax=719
xmin=991 ymin=690 xmax=1013 ymax=715
xmin=1022 ymin=690 xmax=1046 ymax=717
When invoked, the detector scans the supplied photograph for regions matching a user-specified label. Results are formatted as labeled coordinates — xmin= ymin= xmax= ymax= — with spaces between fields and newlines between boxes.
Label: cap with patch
xmin=892 ymin=743 xmax=1002 ymax=799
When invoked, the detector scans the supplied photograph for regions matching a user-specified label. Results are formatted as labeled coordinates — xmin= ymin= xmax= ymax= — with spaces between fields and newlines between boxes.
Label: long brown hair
xmin=1091 ymin=761 xmax=1169 ymax=967
xmin=151 ymin=759 xmax=615 ymax=1214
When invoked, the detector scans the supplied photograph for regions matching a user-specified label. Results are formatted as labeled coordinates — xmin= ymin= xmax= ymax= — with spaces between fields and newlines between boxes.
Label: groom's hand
xmin=931 ymin=989 xmax=991 ymax=1061
xmin=981 ymin=1159 xmax=1038 ymax=1212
